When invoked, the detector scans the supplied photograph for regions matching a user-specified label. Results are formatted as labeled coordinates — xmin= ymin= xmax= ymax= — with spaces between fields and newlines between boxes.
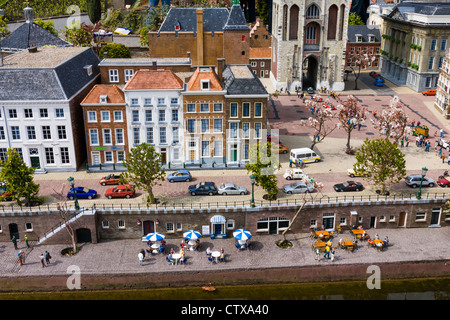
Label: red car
xmin=369 ymin=71 xmax=381 ymax=79
xmin=437 ymin=176 xmax=450 ymax=187
xmin=267 ymin=134 xmax=281 ymax=144
xmin=99 ymin=174 xmax=124 ymax=186
xmin=322 ymin=102 xmax=336 ymax=110
xmin=105 ymin=184 xmax=135 ymax=199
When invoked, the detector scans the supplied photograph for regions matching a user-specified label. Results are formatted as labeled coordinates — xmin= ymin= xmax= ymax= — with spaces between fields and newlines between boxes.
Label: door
xmin=322 ymin=215 xmax=334 ymax=230
xmin=430 ymin=210 xmax=440 ymax=225
xmin=76 ymin=228 xmax=92 ymax=243
xmin=9 ymin=223 xmax=19 ymax=240
xmin=214 ymin=224 xmax=222 ymax=235
xmin=92 ymin=152 xmax=100 ymax=165
xmin=143 ymin=220 xmax=154 ymax=235
xmin=232 ymin=144 xmax=238 ymax=161
xmin=260 ymin=70 xmax=265 ymax=78
xmin=30 ymin=156 xmax=40 ymax=169
xmin=398 ymin=212 xmax=406 ymax=227
xmin=160 ymin=148 xmax=167 ymax=164
xmin=370 ymin=216 xmax=376 ymax=228
xmin=269 ymin=221 xmax=278 ymax=234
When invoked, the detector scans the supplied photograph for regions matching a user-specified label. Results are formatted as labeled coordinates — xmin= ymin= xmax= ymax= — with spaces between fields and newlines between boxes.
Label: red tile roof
xmin=187 ymin=67 xmax=223 ymax=91
xmin=124 ymin=69 xmax=184 ymax=90
xmin=81 ymin=84 xmax=125 ymax=104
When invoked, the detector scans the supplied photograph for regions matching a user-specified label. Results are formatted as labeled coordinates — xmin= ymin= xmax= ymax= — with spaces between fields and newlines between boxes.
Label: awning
xmin=210 ymin=215 xmax=226 ymax=223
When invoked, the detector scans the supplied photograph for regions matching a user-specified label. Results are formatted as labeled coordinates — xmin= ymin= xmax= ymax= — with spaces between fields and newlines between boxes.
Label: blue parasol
xmin=145 ymin=232 xmax=165 ymax=242
xmin=233 ymin=229 xmax=252 ymax=241
xmin=183 ymin=230 xmax=202 ymax=240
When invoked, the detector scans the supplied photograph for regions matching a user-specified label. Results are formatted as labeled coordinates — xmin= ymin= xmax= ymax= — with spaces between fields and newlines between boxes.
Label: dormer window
xmin=356 ymin=34 xmax=362 ymax=43
xmin=84 ymin=65 xmax=93 ymax=76
xmin=100 ymin=95 xmax=107 ymax=104
xmin=175 ymin=21 xmax=180 ymax=31
xmin=201 ymin=80 xmax=210 ymax=91
xmin=368 ymin=34 xmax=375 ymax=43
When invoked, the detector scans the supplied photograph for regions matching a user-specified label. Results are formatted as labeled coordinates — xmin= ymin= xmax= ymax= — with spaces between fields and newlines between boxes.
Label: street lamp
xmin=416 ymin=167 xmax=428 ymax=200
xmin=67 ymin=176 xmax=79 ymax=210
xmin=250 ymin=174 xmax=256 ymax=208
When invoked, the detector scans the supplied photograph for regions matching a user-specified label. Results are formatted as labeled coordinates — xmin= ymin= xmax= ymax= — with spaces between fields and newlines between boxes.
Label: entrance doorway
xmin=322 ymin=214 xmax=335 ymax=230
xmin=160 ymin=148 xmax=167 ymax=164
xmin=370 ymin=216 xmax=376 ymax=228
xmin=302 ymin=55 xmax=319 ymax=90
xmin=76 ymin=228 xmax=92 ymax=243
xmin=231 ymin=144 xmax=238 ymax=162
xmin=92 ymin=152 xmax=100 ymax=165
xmin=30 ymin=156 xmax=40 ymax=169
xmin=143 ymin=220 xmax=155 ymax=235
xmin=269 ymin=221 xmax=278 ymax=234
xmin=9 ymin=223 xmax=19 ymax=240
xmin=398 ymin=212 xmax=406 ymax=227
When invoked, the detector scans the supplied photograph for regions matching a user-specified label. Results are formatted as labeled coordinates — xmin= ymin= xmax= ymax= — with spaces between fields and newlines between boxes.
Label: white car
xmin=283 ymin=182 xmax=315 ymax=194
xmin=283 ymin=168 xmax=309 ymax=181
xmin=217 ymin=184 xmax=247 ymax=195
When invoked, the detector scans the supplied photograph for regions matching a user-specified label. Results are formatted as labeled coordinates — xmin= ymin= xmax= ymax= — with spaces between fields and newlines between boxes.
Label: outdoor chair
xmin=208 ymin=256 xmax=214 ymax=263
xmin=336 ymin=226 xmax=342 ymax=233
xmin=159 ymin=246 xmax=165 ymax=254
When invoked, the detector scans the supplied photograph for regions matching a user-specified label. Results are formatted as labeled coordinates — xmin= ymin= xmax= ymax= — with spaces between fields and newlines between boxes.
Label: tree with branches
xmin=336 ymin=95 xmax=368 ymax=154
xmin=299 ymin=95 xmax=339 ymax=150
xmin=370 ymin=96 xmax=410 ymax=144
xmin=52 ymin=184 xmax=78 ymax=255
xmin=347 ymin=50 xmax=376 ymax=90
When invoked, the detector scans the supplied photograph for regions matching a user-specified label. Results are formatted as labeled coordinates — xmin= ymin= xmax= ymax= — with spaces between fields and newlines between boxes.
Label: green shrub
xmin=99 ymin=43 xmax=131 ymax=58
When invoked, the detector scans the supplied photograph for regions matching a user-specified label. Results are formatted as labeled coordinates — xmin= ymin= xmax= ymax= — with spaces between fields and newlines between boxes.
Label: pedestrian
xmin=11 ymin=235 xmax=18 ymax=250
xmin=330 ymin=248 xmax=336 ymax=262
xmin=21 ymin=250 xmax=26 ymax=264
xmin=314 ymin=248 xmax=321 ymax=261
xmin=448 ymin=154 xmax=450 ymax=165
xmin=441 ymin=129 xmax=445 ymax=138
xmin=138 ymin=251 xmax=144 ymax=266
xmin=18 ymin=251 xmax=23 ymax=265
xmin=442 ymin=152 xmax=446 ymax=163
xmin=40 ymin=253 xmax=46 ymax=268
xmin=44 ymin=250 xmax=52 ymax=264
xmin=289 ymin=158 xmax=293 ymax=168
xmin=400 ymin=139 xmax=404 ymax=147
xmin=417 ymin=121 xmax=421 ymax=127
xmin=24 ymin=234 xmax=30 ymax=248
xmin=358 ymin=123 xmax=362 ymax=131
xmin=324 ymin=245 xmax=330 ymax=259
xmin=425 ymin=141 xmax=430 ymax=152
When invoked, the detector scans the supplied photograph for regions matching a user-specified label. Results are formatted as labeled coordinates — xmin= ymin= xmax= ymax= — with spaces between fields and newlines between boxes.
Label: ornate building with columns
xmin=270 ymin=0 xmax=349 ymax=91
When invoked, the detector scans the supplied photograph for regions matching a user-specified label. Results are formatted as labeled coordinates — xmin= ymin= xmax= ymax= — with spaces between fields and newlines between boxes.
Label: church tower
xmin=270 ymin=0 xmax=349 ymax=91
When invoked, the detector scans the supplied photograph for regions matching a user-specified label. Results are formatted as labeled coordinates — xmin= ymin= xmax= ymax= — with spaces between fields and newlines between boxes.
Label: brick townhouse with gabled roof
xmin=123 ymin=69 xmax=185 ymax=166
xmin=80 ymin=84 xmax=128 ymax=168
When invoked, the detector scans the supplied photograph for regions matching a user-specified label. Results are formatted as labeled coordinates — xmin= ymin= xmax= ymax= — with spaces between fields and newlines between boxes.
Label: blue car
xmin=375 ymin=76 xmax=385 ymax=83
xmin=188 ymin=182 xmax=217 ymax=196
xmin=374 ymin=80 xmax=384 ymax=87
xmin=67 ymin=187 xmax=97 ymax=200
xmin=167 ymin=170 xmax=192 ymax=183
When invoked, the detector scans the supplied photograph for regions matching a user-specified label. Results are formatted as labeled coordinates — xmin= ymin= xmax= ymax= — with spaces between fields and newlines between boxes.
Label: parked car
xmin=369 ymin=71 xmax=381 ymax=78
xmin=333 ymin=181 xmax=364 ymax=192
xmin=283 ymin=181 xmax=314 ymax=194
xmin=322 ymin=102 xmax=336 ymax=110
xmin=105 ymin=184 xmax=135 ymax=199
xmin=267 ymin=134 xmax=281 ymax=144
xmin=0 ymin=189 xmax=12 ymax=201
xmin=375 ymin=76 xmax=384 ymax=83
xmin=217 ymin=183 xmax=247 ymax=195
xmin=167 ymin=170 xmax=192 ymax=183
xmin=421 ymin=89 xmax=436 ymax=96
xmin=99 ymin=174 xmax=124 ymax=186
xmin=283 ymin=168 xmax=309 ymax=181
xmin=437 ymin=138 xmax=450 ymax=151
xmin=437 ymin=176 xmax=450 ymax=187
xmin=67 ymin=187 xmax=97 ymax=200
xmin=307 ymin=87 xmax=314 ymax=94
xmin=347 ymin=166 xmax=371 ymax=178
xmin=405 ymin=175 xmax=435 ymax=188
xmin=188 ymin=182 xmax=217 ymax=196
xmin=272 ymin=143 xmax=289 ymax=154
xmin=374 ymin=80 xmax=384 ymax=87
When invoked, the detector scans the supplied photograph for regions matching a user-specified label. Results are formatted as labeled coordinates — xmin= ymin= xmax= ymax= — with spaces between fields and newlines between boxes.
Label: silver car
xmin=283 ymin=182 xmax=315 ymax=194
xmin=217 ymin=183 xmax=247 ymax=195
xmin=405 ymin=175 xmax=435 ymax=188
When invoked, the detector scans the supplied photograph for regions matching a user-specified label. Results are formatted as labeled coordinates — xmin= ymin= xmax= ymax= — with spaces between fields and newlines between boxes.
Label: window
xmin=60 ymin=147 xmax=70 ymax=164
xmin=103 ymin=129 xmax=112 ymax=145
xmin=90 ymin=129 xmax=99 ymax=145
xmin=200 ymin=103 xmax=209 ymax=112
xmin=0 ymin=148 xmax=6 ymax=162
xmin=425 ymin=77 xmax=432 ymax=88
xmin=172 ymin=109 xmax=178 ymax=122
xmin=11 ymin=126 xmax=20 ymax=140
xmin=428 ymin=57 xmax=434 ymax=70
xmin=306 ymin=4 xmax=320 ymax=18
xmin=40 ymin=109 xmax=49 ymax=118
xmin=255 ymin=123 xmax=262 ymax=139
xmin=187 ymin=119 xmax=195 ymax=133
xmin=117 ymin=151 xmax=125 ymax=162
xmin=101 ymin=111 xmax=110 ymax=122
xmin=440 ymin=39 xmax=447 ymax=51
xmin=58 ymin=126 xmax=67 ymax=140
xmin=116 ymin=128 xmax=124 ymax=144
xmin=56 ymin=108 xmax=64 ymax=118
xmin=158 ymin=109 xmax=165 ymax=122
xmin=213 ymin=103 xmax=222 ymax=112
xmin=25 ymin=223 xmax=33 ymax=232
xmin=379 ymin=216 xmax=386 ymax=222
xmin=118 ymin=220 xmax=125 ymax=229
xmin=305 ymin=23 xmax=319 ymax=44
xmin=230 ymin=103 xmax=238 ymax=117
xmin=100 ymin=95 xmax=107 ymax=104
xmin=114 ymin=111 xmax=122 ymax=122
xmin=133 ymin=128 xmax=140 ymax=145
xmin=389 ymin=216 xmax=395 ymax=222
xmin=201 ymin=80 xmax=210 ymax=90
xmin=431 ymin=39 xmax=437 ymax=51
xmin=158 ymin=98 xmax=165 ymax=106
xmin=27 ymin=126 xmax=36 ymax=140
xmin=0 ymin=127 xmax=4 ymax=140
xmin=251 ymin=61 xmax=257 ymax=67
xmin=124 ymin=69 xmax=134 ymax=82
xmin=243 ymin=103 xmax=250 ymax=117
xmin=105 ymin=151 xmax=113 ymax=163
xmin=8 ymin=109 xmax=17 ymax=119
xmin=166 ymin=223 xmax=174 ymax=233
xmin=147 ymin=127 xmax=153 ymax=144
xmin=230 ymin=122 xmax=238 ymax=138
xmin=214 ymin=140 xmax=222 ymax=157
xmin=171 ymin=98 xmax=178 ymax=105
xmin=415 ymin=212 xmax=426 ymax=221
xmin=24 ymin=109 xmax=33 ymax=118
xmin=243 ymin=144 xmax=249 ymax=160
xmin=173 ymin=148 xmax=180 ymax=160
xmin=132 ymin=110 xmax=139 ymax=123
xmin=255 ymin=103 xmax=262 ymax=117
xmin=172 ymin=127 xmax=179 ymax=144
xmin=261 ymin=61 xmax=265 ymax=67
xmin=339 ymin=217 xmax=347 ymax=225
xmin=131 ymin=98 xmax=139 ymax=106
xmin=202 ymin=141 xmax=209 ymax=157
xmin=102 ymin=221 xmax=109 ymax=229
xmin=214 ymin=119 xmax=222 ymax=132
xmin=109 ymin=69 xmax=119 ymax=82
xmin=144 ymin=98 xmax=152 ymax=106
xmin=160 ymin=127 xmax=167 ymax=144
xmin=243 ymin=123 xmax=249 ymax=138
xmin=201 ymin=119 xmax=209 ymax=133
xmin=356 ymin=35 xmax=362 ymax=43
xmin=145 ymin=110 xmax=153 ymax=122
xmin=439 ymin=57 xmax=444 ymax=69
xmin=88 ymin=111 xmax=97 ymax=122
xmin=187 ymin=103 xmax=196 ymax=112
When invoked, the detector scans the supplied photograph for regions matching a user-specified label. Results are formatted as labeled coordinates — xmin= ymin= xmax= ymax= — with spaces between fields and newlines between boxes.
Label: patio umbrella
xmin=233 ymin=229 xmax=252 ymax=241
xmin=145 ymin=232 xmax=165 ymax=242
xmin=183 ymin=230 xmax=202 ymax=240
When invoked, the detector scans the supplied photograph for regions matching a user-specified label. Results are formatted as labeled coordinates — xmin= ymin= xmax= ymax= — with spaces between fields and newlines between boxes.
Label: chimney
xmin=196 ymin=8 xmax=204 ymax=66
xmin=152 ymin=61 xmax=157 ymax=70
xmin=24 ymin=4 xmax=33 ymax=23
xmin=103 ymin=52 xmax=108 ymax=59
xmin=217 ymin=58 xmax=225 ymax=84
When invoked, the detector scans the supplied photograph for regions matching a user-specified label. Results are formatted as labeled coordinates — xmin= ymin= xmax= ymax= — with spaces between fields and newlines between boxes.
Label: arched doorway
xmin=76 ymin=228 xmax=92 ymax=243
xmin=302 ymin=55 xmax=319 ymax=90
xmin=9 ymin=223 xmax=19 ymax=240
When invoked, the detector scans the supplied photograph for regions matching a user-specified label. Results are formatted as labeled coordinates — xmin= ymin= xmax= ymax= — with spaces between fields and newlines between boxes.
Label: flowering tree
xmin=336 ymin=95 xmax=368 ymax=154
xmin=371 ymin=96 xmax=410 ymax=143
xmin=347 ymin=50 xmax=376 ymax=90
xmin=299 ymin=95 xmax=339 ymax=150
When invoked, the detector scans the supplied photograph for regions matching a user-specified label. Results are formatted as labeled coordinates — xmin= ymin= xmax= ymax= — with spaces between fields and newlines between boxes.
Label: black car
xmin=333 ymin=181 xmax=364 ymax=192
xmin=188 ymin=182 xmax=218 ymax=196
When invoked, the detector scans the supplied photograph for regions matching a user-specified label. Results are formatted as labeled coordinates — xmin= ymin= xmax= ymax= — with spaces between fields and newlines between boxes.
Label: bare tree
xmin=347 ymin=50 xmax=376 ymax=90
xmin=54 ymin=185 xmax=78 ymax=255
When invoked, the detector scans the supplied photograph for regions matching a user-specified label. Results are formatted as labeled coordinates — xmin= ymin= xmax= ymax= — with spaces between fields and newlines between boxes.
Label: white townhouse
xmin=0 ymin=46 xmax=100 ymax=172
xmin=123 ymin=69 xmax=185 ymax=165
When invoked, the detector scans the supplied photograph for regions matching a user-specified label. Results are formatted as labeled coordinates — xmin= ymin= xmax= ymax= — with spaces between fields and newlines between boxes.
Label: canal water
xmin=0 ymin=277 xmax=448 ymax=300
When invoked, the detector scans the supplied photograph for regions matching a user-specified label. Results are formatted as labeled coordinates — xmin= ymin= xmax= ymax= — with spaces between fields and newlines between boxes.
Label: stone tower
xmin=270 ymin=0 xmax=349 ymax=91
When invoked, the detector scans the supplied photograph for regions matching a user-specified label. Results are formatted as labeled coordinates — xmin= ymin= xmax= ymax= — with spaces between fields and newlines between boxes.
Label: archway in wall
xmin=302 ymin=55 xmax=319 ymax=90
xmin=76 ymin=228 xmax=92 ymax=243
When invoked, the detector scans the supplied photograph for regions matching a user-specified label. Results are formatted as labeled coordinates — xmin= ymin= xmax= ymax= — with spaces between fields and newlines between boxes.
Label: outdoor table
xmin=172 ymin=253 xmax=181 ymax=265
xmin=315 ymin=241 xmax=326 ymax=252
xmin=315 ymin=231 xmax=329 ymax=240
xmin=374 ymin=239 xmax=384 ymax=250
xmin=188 ymin=240 xmax=196 ymax=251
xmin=352 ymin=229 xmax=365 ymax=235
xmin=151 ymin=243 xmax=160 ymax=254
xmin=342 ymin=240 xmax=354 ymax=250
xmin=211 ymin=251 xmax=221 ymax=263
xmin=238 ymin=240 xmax=246 ymax=249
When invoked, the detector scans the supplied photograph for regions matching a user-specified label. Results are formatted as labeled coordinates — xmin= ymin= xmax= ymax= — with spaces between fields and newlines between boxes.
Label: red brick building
xmin=346 ymin=25 xmax=381 ymax=70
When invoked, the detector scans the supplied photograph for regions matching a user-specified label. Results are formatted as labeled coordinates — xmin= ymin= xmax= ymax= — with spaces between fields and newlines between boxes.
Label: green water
xmin=0 ymin=277 xmax=449 ymax=300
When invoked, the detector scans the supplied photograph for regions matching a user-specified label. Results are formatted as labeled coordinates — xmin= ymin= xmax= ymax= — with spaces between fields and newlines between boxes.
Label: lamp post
xmin=250 ymin=174 xmax=256 ymax=208
xmin=67 ymin=176 xmax=79 ymax=210
xmin=416 ymin=167 xmax=428 ymax=200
